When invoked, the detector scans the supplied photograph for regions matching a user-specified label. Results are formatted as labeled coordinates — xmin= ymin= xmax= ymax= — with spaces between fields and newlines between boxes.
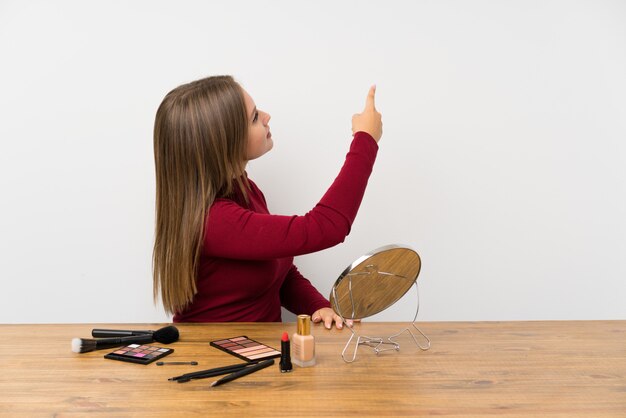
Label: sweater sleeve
xmin=203 ymin=131 xmax=379 ymax=260
xmin=279 ymin=264 xmax=331 ymax=316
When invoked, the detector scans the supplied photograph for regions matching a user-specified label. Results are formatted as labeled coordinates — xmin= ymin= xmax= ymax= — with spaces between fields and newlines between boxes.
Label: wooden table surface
xmin=0 ymin=321 xmax=624 ymax=417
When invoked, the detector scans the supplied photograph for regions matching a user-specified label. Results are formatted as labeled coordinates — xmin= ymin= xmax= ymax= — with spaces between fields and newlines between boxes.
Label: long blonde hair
xmin=153 ymin=75 xmax=249 ymax=315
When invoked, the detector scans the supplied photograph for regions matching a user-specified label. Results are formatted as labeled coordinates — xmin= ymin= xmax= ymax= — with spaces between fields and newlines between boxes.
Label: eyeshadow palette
xmin=104 ymin=344 xmax=174 ymax=365
xmin=210 ymin=336 xmax=281 ymax=362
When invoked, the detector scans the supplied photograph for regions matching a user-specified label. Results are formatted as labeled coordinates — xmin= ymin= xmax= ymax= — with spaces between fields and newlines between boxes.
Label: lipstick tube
xmin=279 ymin=332 xmax=293 ymax=373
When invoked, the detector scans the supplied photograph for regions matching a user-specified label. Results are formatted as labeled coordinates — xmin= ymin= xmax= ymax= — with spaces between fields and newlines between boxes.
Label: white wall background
xmin=1 ymin=0 xmax=625 ymax=324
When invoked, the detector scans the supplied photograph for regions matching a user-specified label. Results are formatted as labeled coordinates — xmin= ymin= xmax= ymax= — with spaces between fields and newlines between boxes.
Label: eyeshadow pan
xmin=230 ymin=337 xmax=248 ymax=342
xmin=233 ymin=346 xmax=264 ymax=354
xmin=210 ymin=336 xmax=281 ymax=362
xmin=248 ymin=350 xmax=281 ymax=360
xmin=242 ymin=348 xmax=273 ymax=356
xmin=220 ymin=342 xmax=238 ymax=348
xmin=104 ymin=344 xmax=174 ymax=365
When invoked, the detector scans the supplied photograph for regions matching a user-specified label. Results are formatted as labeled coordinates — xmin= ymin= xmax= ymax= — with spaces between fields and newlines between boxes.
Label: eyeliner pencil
xmin=210 ymin=359 xmax=275 ymax=387
xmin=169 ymin=362 xmax=253 ymax=382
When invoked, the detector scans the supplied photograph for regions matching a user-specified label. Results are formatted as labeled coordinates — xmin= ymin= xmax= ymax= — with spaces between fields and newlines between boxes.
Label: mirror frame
xmin=330 ymin=244 xmax=421 ymax=320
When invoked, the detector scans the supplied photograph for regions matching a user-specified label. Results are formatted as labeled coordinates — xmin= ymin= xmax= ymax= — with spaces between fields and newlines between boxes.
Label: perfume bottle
xmin=292 ymin=314 xmax=316 ymax=367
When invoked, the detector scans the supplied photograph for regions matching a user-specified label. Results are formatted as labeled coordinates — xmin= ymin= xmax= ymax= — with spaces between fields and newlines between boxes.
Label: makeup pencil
xmin=210 ymin=359 xmax=274 ymax=387
xmin=169 ymin=361 xmax=253 ymax=382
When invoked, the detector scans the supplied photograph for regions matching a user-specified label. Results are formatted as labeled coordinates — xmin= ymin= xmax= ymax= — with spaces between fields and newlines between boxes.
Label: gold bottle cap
xmin=296 ymin=314 xmax=311 ymax=335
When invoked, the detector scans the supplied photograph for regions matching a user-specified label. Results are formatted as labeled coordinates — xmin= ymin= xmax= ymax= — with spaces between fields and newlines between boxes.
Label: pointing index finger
xmin=365 ymin=84 xmax=376 ymax=111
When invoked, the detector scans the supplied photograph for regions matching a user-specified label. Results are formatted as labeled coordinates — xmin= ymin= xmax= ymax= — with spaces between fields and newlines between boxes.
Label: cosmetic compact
xmin=210 ymin=336 xmax=281 ymax=362
xmin=104 ymin=344 xmax=174 ymax=365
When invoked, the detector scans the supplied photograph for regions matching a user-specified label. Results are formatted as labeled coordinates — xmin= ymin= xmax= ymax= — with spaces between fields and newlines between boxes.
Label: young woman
xmin=153 ymin=75 xmax=382 ymax=329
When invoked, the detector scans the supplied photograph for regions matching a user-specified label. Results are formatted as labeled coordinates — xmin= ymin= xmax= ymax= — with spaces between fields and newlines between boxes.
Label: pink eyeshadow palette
xmin=104 ymin=344 xmax=174 ymax=365
xmin=210 ymin=336 xmax=281 ymax=362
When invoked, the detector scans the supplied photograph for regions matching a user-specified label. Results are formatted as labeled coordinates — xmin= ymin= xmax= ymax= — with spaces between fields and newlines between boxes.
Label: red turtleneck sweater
xmin=173 ymin=131 xmax=378 ymax=322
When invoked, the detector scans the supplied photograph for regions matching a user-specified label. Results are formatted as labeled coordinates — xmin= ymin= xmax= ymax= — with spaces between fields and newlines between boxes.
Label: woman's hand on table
xmin=312 ymin=307 xmax=355 ymax=330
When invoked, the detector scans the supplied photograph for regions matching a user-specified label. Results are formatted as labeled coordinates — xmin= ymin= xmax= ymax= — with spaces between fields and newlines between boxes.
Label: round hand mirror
xmin=330 ymin=244 xmax=421 ymax=320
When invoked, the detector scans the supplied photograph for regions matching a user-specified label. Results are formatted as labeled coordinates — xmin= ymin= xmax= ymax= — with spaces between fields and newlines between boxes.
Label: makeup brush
xmin=71 ymin=326 xmax=179 ymax=353
xmin=91 ymin=325 xmax=177 ymax=338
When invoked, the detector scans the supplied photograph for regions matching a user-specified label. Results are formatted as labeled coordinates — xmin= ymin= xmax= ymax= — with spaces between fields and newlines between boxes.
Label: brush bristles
xmin=71 ymin=337 xmax=97 ymax=353
xmin=154 ymin=326 xmax=179 ymax=344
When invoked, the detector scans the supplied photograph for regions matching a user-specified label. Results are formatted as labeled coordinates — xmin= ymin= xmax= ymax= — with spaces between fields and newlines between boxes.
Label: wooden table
xmin=0 ymin=321 xmax=624 ymax=417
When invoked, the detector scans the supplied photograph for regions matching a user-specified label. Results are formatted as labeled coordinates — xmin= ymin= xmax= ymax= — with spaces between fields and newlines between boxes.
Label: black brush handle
xmin=90 ymin=334 xmax=154 ymax=351
xmin=92 ymin=329 xmax=154 ymax=338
